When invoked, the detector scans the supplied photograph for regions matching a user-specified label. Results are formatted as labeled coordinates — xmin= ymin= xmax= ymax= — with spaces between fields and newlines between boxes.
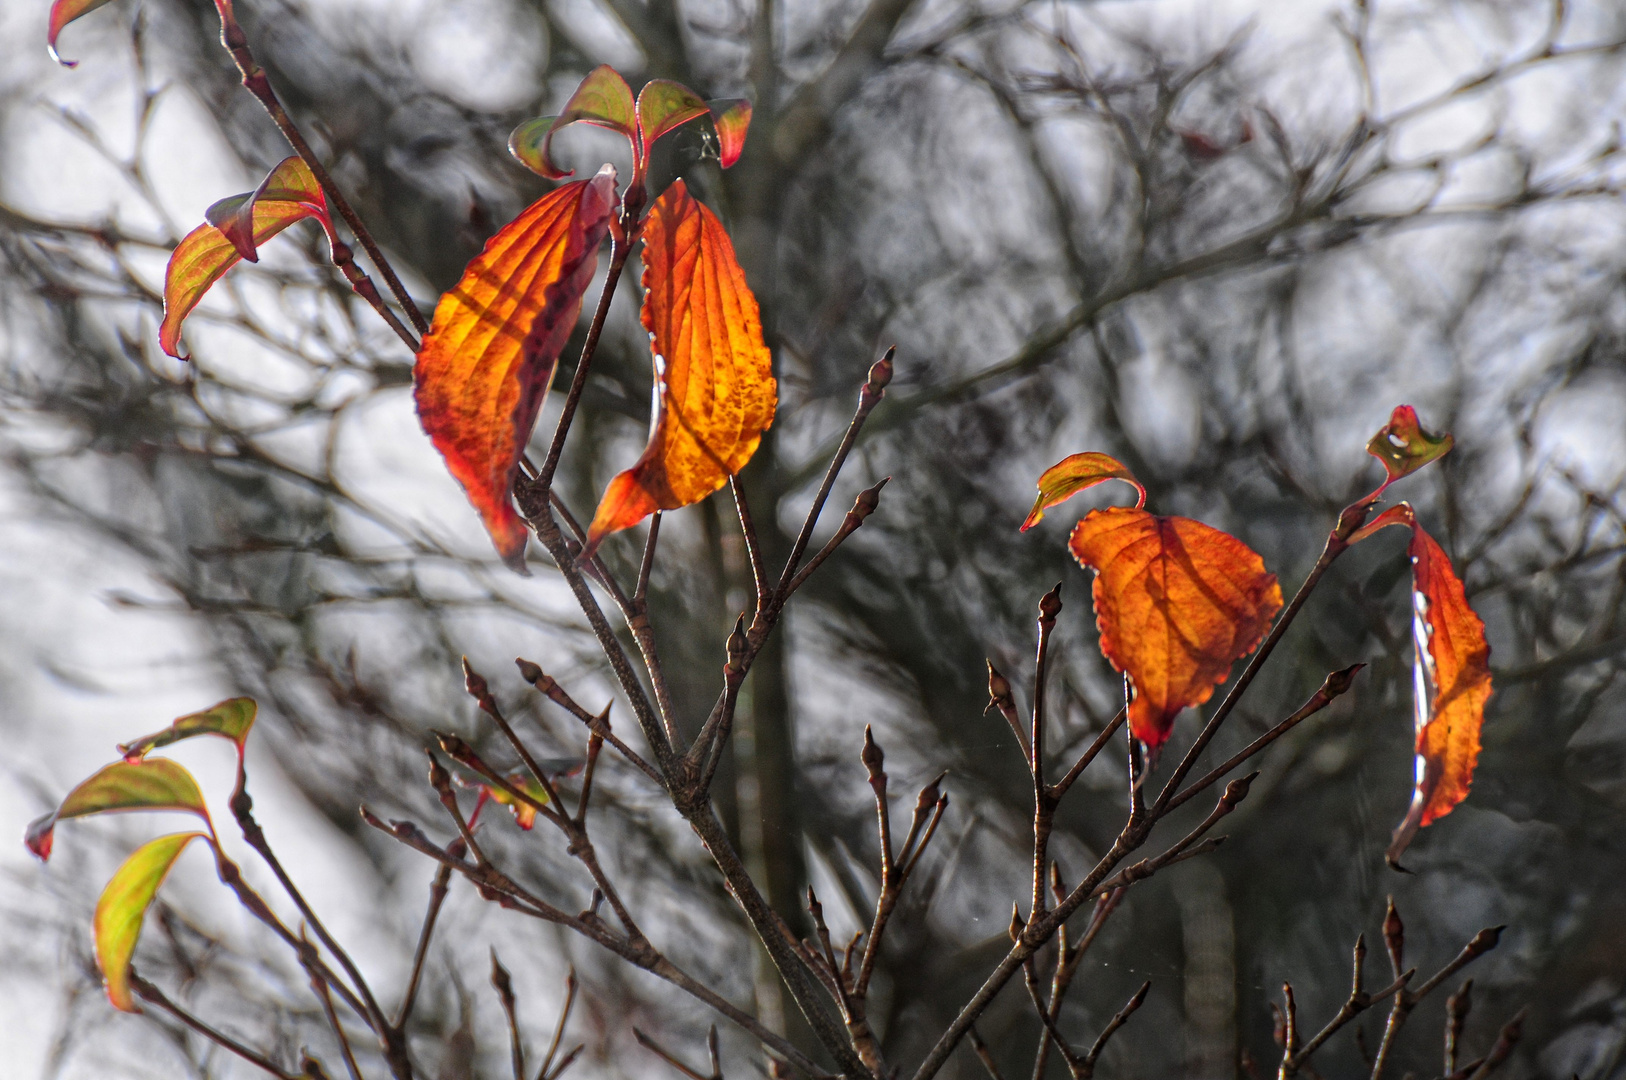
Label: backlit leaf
xmin=707 ymin=99 xmax=753 ymax=168
xmin=95 ymin=832 xmax=210 ymax=1011
xmin=484 ymin=776 xmax=551 ymax=829
xmin=25 ymin=758 xmax=210 ymax=862
xmin=47 ymin=0 xmax=117 ymax=66
xmin=160 ymin=157 xmax=333 ymax=358
xmin=1358 ymin=504 xmax=1493 ymax=867
xmin=636 ymin=80 xmax=710 ymax=147
xmin=1070 ymin=506 xmax=1283 ymax=748
xmin=584 ymin=180 xmax=775 ymax=554
xmin=1021 ymin=452 xmax=1145 ymax=530
xmin=414 ymin=168 xmax=619 ymax=572
xmin=118 ymin=698 xmax=257 ymax=762
xmin=1363 ymin=405 xmax=1453 ymax=503
xmin=508 ymin=65 xmax=636 ymax=179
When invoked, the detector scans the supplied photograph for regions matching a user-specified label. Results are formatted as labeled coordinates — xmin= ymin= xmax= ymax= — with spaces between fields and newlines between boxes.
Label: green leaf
xmin=1364 ymin=405 xmax=1453 ymax=500
xmin=1021 ymin=452 xmax=1146 ymax=530
xmin=95 ymin=832 xmax=211 ymax=1012
xmin=635 ymin=80 xmax=710 ymax=148
xmin=509 ymin=65 xmax=636 ymax=179
xmin=47 ymin=0 xmax=118 ymax=67
xmin=25 ymin=758 xmax=210 ymax=862
xmin=118 ymin=697 xmax=257 ymax=762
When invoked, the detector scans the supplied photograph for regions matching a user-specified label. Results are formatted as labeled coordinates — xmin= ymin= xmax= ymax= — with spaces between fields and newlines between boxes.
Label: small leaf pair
xmin=414 ymin=64 xmax=772 ymax=570
xmin=159 ymin=156 xmax=336 ymax=359
xmin=24 ymin=698 xmax=258 ymax=1012
xmin=1025 ymin=458 xmax=1282 ymax=749
xmin=508 ymin=65 xmax=752 ymax=184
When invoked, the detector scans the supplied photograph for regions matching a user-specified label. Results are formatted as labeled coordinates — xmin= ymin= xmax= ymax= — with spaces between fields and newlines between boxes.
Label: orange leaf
xmin=1021 ymin=452 xmax=1145 ymax=530
xmin=1070 ymin=507 xmax=1283 ymax=748
xmin=159 ymin=157 xmax=332 ymax=358
xmin=584 ymin=180 xmax=775 ymax=554
xmin=1386 ymin=513 xmax=1493 ymax=867
xmin=413 ymin=168 xmax=619 ymax=572
xmin=635 ymin=80 xmax=710 ymax=148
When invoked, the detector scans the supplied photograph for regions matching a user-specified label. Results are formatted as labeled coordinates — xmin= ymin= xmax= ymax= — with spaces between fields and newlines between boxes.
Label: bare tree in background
xmin=6 ymin=0 xmax=1626 ymax=1078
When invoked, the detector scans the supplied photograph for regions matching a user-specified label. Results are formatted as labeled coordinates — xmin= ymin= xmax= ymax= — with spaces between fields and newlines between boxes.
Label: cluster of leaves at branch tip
xmin=23 ymin=699 xmax=258 ymax=1011
xmin=1025 ymin=405 xmax=1490 ymax=865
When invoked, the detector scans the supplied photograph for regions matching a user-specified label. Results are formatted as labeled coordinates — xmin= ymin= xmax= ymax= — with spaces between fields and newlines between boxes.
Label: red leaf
xmin=707 ymin=99 xmax=753 ymax=169
xmin=159 ymin=157 xmax=333 ymax=358
xmin=584 ymin=180 xmax=775 ymax=554
xmin=635 ymin=80 xmax=710 ymax=149
xmin=1070 ymin=507 xmax=1283 ymax=748
xmin=413 ymin=168 xmax=618 ymax=571
xmin=47 ymin=0 xmax=118 ymax=66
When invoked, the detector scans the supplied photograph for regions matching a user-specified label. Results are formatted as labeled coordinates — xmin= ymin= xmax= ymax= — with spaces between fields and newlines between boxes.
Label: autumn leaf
xmin=24 ymin=758 xmax=211 ymax=862
xmin=1070 ymin=506 xmax=1283 ymax=748
xmin=707 ymin=100 xmax=753 ymax=168
xmin=160 ymin=157 xmax=334 ymax=358
xmin=1021 ymin=452 xmax=1145 ymax=530
xmin=95 ymin=832 xmax=211 ymax=1011
xmin=584 ymin=180 xmax=775 ymax=554
xmin=413 ymin=168 xmax=618 ymax=572
xmin=46 ymin=0 xmax=117 ymax=66
xmin=1361 ymin=405 xmax=1453 ymax=505
xmin=636 ymin=80 xmax=710 ymax=146
xmin=118 ymin=697 xmax=257 ymax=762
xmin=1353 ymin=504 xmax=1492 ymax=866
xmin=508 ymin=65 xmax=637 ymax=180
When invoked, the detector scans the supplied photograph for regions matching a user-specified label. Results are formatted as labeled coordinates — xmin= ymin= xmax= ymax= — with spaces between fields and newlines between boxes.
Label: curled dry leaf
xmin=24 ymin=758 xmax=211 ymax=862
xmin=1070 ymin=506 xmax=1283 ymax=748
xmin=95 ymin=831 xmax=211 ymax=1011
xmin=413 ymin=168 xmax=618 ymax=572
xmin=160 ymin=157 xmax=334 ymax=358
xmin=1356 ymin=504 xmax=1492 ymax=866
xmin=584 ymin=180 xmax=775 ymax=554
xmin=1021 ymin=451 xmax=1145 ymax=530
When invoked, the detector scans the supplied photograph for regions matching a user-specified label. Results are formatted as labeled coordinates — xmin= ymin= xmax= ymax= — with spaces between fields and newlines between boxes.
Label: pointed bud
xmin=515 ymin=657 xmax=543 ymax=683
xmin=1383 ymin=897 xmax=1405 ymax=975
xmin=986 ymin=661 xmax=1014 ymax=716
xmin=864 ymin=346 xmax=896 ymax=401
xmin=1038 ymin=583 xmax=1063 ymax=624
xmin=726 ymin=615 xmax=748 ymax=672
xmin=1009 ymin=903 xmax=1025 ymax=942
xmin=861 ymin=726 xmax=885 ymax=780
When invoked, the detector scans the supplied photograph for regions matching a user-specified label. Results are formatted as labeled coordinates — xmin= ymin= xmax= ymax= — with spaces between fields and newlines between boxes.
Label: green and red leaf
xmin=635 ymin=80 xmax=710 ymax=148
xmin=509 ymin=65 xmax=637 ymax=179
xmin=118 ymin=697 xmax=257 ymax=763
xmin=707 ymin=99 xmax=753 ymax=169
xmin=160 ymin=157 xmax=333 ymax=358
xmin=413 ymin=168 xmax=619 ymax=571
xmin=95 ymin=832 xmax=210 ymax=1011
xmin=1020 ymin=452 xmax=1145 ymax=530
xmin=1362 ymin=405 xmax=1453 ymax=504
xmin=585 ymin=180 xmax=776 ymax=554
xmin=1069 ymin=506 xmax=1283 ymax=748
xmin=25 ymin=758 xmax=210 ymax=862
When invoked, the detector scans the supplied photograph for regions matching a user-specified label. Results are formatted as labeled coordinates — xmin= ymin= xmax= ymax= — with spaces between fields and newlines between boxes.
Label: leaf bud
xmin=1382 ymin=896 xmax=1405 ymax=973
xmin=515 ymin=657 xmax=544 ymax=684
xmin=1323 ymin=662 xmax=1366 ymax=698
xmin=863 ymin=346 xmax=896 ymax=403
xmin=1038 ymin=583 xmax=1063 ymax=623
xmin=860 ymin=725 xmax=886 ymax=780
xmin=1221 ymin=771 xmax=1258 ymax=810
xmin=1008 ymin=903 xmax=1024 ymax=942
xmin=847 ymin=477 xmax=889 ymax=528
xmin=986 ymin=661 xmax=1014 ymax=716
xmin=726 ymin=615 xmax=748 ymax=671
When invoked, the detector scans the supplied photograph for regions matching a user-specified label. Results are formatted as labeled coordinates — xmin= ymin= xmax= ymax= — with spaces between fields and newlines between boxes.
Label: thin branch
xmin=492 ymin=950 xmax=526 ymax=1080
xmin=130 ymin=974 xmax=299 ymax=1080
xmin=299 ymin=931 xmax=365 ymax=1080
xmin=636 ymin=513 xmax=662 ymax=604
xmin=393 ymin=860 xmax=454 ymax=1029
xmin=537 ymin=969 xmax=579 ymax=1080
xmin=732 ymin=476 xmax=769 ymax=608
xmin=634 ymin=1027 xmax=724 ymax=1080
